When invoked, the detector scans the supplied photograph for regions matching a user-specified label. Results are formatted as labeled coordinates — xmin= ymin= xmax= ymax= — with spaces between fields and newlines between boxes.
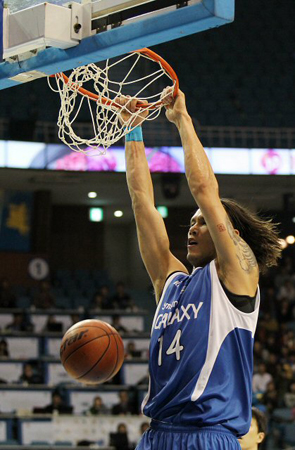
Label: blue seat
xmin=286 ymin=322 xmax=295 ymax=332
xmin=0 ymin=439 xmax=18 ymax=446
xmin=284 ymin=423 xmax=295 ymax=446
xmin=16 ymin=295 xmax=31 ymax=308
xmin=54 ymin=441 xmax=73 ymax=446
xmin=31 ymin=441 xmax=50 ymax=446
xmin=273 ymin=408 xmax=292 ymax=422
xmin=72 ymin=296 xmax=90 ymax=309
xmin=56 ymin=269 xmax=72 ymax=280
xmin=73 ymin=269 xmax=91 ymax=280
xmin=54 ymin=295 xmax=72 ymax=310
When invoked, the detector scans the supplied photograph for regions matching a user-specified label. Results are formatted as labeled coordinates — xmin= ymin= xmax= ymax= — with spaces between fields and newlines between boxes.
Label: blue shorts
xmin=136 ymin=420 xmax=242 ymax=450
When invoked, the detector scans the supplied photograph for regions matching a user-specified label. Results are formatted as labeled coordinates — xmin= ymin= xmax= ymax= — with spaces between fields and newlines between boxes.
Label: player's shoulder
xmin=166 ymin=270 xmax=190 ymax=286
xmin=156 ymin=270 xmax=188 ymax=301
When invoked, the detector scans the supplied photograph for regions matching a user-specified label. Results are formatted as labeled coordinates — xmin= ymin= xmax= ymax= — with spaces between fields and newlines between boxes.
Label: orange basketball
xmin=60 ymin=319 xmax=125 ymax=384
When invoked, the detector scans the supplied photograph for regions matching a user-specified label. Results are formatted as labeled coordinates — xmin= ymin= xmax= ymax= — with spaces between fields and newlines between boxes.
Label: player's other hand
xmin=115 ymin=96 xmax=149 ymax=128
xmin=163 ymin=88 xmax=190 ymax=127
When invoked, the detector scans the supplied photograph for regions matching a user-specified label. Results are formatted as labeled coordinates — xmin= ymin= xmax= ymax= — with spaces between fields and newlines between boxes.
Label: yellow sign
xmin=6 ymin=202 xmax=30 ymax=236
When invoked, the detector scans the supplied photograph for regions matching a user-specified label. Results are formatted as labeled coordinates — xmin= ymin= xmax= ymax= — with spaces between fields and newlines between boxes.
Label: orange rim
xmin=50 ymin=47 xmax=179 ymax=110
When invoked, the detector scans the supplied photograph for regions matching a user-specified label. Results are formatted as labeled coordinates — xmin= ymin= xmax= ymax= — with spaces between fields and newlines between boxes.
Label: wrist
xmin=125 ymin=126 xmax=143 ymax=142
xmin=175 ymin=112 xmax=192 ymax=130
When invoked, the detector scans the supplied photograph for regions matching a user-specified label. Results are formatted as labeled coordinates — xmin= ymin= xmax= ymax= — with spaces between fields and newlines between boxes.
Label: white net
xmin=48 ymin=50 xmax=177 ymax=154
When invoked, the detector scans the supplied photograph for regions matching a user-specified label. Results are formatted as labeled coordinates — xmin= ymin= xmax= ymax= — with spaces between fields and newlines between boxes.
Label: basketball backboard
xmin=0 ymin=0 xmax=235 ymax=89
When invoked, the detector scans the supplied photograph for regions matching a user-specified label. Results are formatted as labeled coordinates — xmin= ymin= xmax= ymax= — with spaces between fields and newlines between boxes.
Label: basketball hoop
xmin=48 ymin=48 xmax=179 ymax=154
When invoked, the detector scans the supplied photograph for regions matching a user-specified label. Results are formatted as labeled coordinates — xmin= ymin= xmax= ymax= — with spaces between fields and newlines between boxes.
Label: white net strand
xmin=48 ymin=51 xmax=176 ymax=154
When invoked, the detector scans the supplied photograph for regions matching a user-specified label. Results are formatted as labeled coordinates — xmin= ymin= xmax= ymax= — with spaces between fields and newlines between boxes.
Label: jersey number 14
xmin=158 ymin=329 xmax=184 ymax=366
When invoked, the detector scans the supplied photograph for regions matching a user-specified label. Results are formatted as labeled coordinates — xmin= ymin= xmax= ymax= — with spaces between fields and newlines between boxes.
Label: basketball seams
xmin=61 ymin=333 xmax=119 ymax=365
xmin=104 ymin=333 xmax=120 ymax=381
xmin=76 ymin=335 xmax=112 ymax=381
xmin=101 ymin=322 xmax=124 ymax=380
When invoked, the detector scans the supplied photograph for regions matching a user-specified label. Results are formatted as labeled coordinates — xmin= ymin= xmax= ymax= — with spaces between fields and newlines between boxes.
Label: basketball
xmin=60 ymin=319 xmax=125 ymax=385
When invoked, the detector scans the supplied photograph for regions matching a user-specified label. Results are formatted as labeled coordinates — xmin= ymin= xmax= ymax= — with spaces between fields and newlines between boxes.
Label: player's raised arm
xmin=164 ymin=90 xmax=260 ymax=295
xmin=118 ymin=97 xmax=188 ymax=302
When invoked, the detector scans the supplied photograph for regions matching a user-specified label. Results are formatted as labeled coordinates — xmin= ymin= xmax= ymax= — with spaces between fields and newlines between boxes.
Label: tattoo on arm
xmin=225 ymin=216 xmax=258 ymax=273
xmin=217 ymin=223 xmax=226 ymax=232
xmin=236 ymin=241 xmax=258 ymax=273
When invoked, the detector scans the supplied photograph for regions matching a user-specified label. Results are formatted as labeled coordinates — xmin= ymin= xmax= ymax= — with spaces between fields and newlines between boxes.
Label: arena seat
xmin=273 ymin=408 xmax=293 ymax=422
xmin=0 ymin=439 xmax=18 ymax=446
xmin=54 ymin=441 xmax=73 ymax=446
xmin=284 ymin=423 xmax=295 ymax=446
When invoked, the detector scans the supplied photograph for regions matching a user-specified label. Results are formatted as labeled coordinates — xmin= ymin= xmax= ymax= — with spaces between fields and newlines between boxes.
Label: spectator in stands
xmin=253 ymin=363 xmax=273 ymax=394
xmin=87 ymin=395 xmax=109 ymax=415
xmin=109 ymin=422 xmax=130 ymax=450
xmin=42 ymin=315 xmax=63 ymax=332
xmin=112 ymin=281 xmax=135 ymax=310
xmin=33 ymin=280 xmax=56 ymax=309
xmin=5 ymin=312 xmax=34 ymax=332
xmin=19 ymin=362 xmax=43 ymax=385
xmin=0 ymin=278 xmax=16 ymax=308
xmin=99 ymin=285 xmax=113 ymax=309
xmin=277 ymin=279 xmax=295 ymax=303
xmin=111 ymin=315 xmax=128 ymax=334
xmin=266 ymin=353 xmax=280 ymax=380
xmin=281 ymin=330 xmax=295 ymax=354
xmin=253 ymin=341 xmax=264 ymax=368
xmin=0 ymin=338 xmax=9 ymax=357
xmin=281 ymin=256 xmax=294 ymax=276
xmin=238 ymin=407 xmax=267 ymax=450
xmin=41 ymin=392 xmax=73 ymax=414
xmin=111 ymin=390 xmax=137 ymax=415
xmin=274 ymin=266 xmax=290 ymax=290
xmin=265 ymin=333 xmax=281 ymax=357
xmin=260 ymin=286 xmax=276 ymax=318
xmin=125 ymin=341 xmax=142 ymax=359
xmin=261 ymin=380 xmax=279 ymax=414
xmin=89 ymin=292 xmax=107 ymax=311
xmin=284 ymin=382 xmax=295 ymax=408
xmin=277 ymin=361 xmax=294 ymax=396
xmin=77 ymin=440 xmax=95 ymax=447
xmin=70 ymin=313 xmax=82 ymax=326
xmin=278 ymin=302 xmax=294 ymax=324
xmin=259 ymin=312 xmax=279 ymax=334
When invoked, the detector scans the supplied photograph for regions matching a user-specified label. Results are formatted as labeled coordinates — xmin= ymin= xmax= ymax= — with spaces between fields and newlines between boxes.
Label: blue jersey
xmin=142 ymin=260 xmax=260 ymax=437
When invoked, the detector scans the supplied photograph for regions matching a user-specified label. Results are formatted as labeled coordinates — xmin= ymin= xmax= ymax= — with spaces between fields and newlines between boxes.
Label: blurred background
xmin=0 ymin=0 xmax=294 ymax=448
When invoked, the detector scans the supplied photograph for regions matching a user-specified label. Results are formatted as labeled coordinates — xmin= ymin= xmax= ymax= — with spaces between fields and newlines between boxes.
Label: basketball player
xmin=117 ymin=90 xmax=281 ymax=449
xmin=238 ymin=407 xmax=267 ymax=449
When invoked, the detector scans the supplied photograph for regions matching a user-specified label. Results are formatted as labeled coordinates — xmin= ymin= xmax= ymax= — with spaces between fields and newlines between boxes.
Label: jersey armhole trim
xmin=151 ymin=271 xmax=187 ymax=333
xmin=157 ymin=270 xmax=188 ymax=302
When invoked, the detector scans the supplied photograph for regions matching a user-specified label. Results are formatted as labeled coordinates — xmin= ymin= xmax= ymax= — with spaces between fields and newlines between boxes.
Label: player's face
xmin=187 ymin=209 xmax=216 ymax=267
xmin=238 ymin=418 xmax=265 ymax=450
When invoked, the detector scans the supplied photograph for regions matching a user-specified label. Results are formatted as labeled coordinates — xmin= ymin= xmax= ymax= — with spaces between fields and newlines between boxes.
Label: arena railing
xmin=1 ymin=118 xmax=295 ymax=149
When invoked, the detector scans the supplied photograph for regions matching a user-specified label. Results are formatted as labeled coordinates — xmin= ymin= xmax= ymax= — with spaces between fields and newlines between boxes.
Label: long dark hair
xmin=221 ymin=198 xmax=282 ymax=274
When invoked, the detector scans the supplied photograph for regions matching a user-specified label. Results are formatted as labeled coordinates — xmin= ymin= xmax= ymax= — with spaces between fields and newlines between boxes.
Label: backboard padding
xmin=0 ymin=0 xmax=235 ymax=89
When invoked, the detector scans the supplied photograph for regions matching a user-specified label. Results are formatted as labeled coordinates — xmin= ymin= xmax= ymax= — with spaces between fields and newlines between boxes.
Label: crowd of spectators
xmin=0 ymin=275 xmax=139 ymax=313
xmin=252 ymin=252 xmax=295 ymax=448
